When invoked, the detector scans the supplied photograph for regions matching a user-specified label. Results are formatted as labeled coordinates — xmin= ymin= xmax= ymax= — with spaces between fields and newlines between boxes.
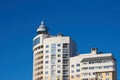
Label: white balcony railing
xmin=81 ymin=75 xmax=97 ymax=79
xmin=80 ymin=67 xmax=115 ymax=73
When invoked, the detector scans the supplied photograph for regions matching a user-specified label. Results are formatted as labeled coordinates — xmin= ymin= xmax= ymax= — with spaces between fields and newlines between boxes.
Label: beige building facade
xmin=33 ymin=21 xmax=116 ymax=80
xmin=70 ymin=48 xmax=116 ymax=80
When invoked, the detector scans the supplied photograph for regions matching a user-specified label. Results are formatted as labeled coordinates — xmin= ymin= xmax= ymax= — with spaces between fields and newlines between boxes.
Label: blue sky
xmin=0 ymin=0 xmax=120 ymax=80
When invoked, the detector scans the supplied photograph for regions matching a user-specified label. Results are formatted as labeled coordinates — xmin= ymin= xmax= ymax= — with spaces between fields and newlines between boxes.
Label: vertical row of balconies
xmin=33 ymin=45 xmax=44 ymax=80
xmin=62 ymin=43 xmax=69 ymax=80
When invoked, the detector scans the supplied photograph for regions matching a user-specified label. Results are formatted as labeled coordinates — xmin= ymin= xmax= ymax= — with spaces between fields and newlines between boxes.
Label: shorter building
xmin=70 ymin=48 xmax=116 ymax=80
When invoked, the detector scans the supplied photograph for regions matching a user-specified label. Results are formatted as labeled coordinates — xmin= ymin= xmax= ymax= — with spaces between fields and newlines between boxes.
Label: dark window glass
xmin=33 ymin=37 xmax=40 ymax=46
xmin=76 ymin=64 xmax=80 ymax=66
xmin=58 ymin=44 xmax=61 ymax=47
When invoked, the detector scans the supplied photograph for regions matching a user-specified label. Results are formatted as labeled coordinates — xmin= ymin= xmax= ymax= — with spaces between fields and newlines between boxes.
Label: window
xmin=51 ymin=49 xmax=56 ymax=53
xmin=63 ymin=59 xmax=69 ymax=64
xmin=76 ymin=75 xmax=80 ymax=78
xmin=51 ymin=65 xmax=56 ymax=69
xmin=96 ymin=66 xmax=102 ymax=69
xmin=57 ymin=70 xmax=61 ymax=73
xmin=89 ymin=67 xmax=94 ymax=70
xmin=89 ymin=61 xmax=94 ymax=64
xmin=106 ymin=72 xmax=109 ymax=76
xmin=76 ymin=64 xmax=80 ymax=67
xmin=36 ymin=56 xmax=41 ymax=60
xmin=45 ymin=71 xmax=48 ymax=74
xmin=45 ymin=76 xmax=48 ymax=80
xmin=77 ymin=69 xmax=80 ymax=72
xmin=104 ymin=66 xmax=112 ymax=69
xmin=106 ymin=78 xmax=109 ymax=80
xmin=33 ymin=37 xmax=40 ymax=46
xmin=63 ymin=43 xmax=69 ymax=48
xmin=58 ymin=60 xmax=61 ymax=63
xmin=37 ymin=46 xmax=40 ymax=49
xmin=63 ymin=54 xmax=69 ymax=58
xmin=45 ymin=50 xmax=49 ymax=53
xmin=51 ymin=59 xmax=56 ymax=64
xmin=35 ymin=51 xmax=43 ymax=55
xmin=51 ymin=44 xmax=56 ymax=54
xmin=63 ymin=75 xmax=69 ymax=79
xmin=71 ymin=70 xmax=74 ymax=73
xmin=36 ymin=72 xmax=40 ymax=76
xmin=57 ymin=75 xmax=60 ymax=80
xmin=51 ymin=44 xmax=56 ymax=48
xmin=71 ymin=65 xmax=74 ymax=67
xmin=71 ymin=76 xmax=74 ymax=78
xmin=63 ymin=65 xmax=69 ymax=69
xmin=58 ymin=44 xmax=61 ymax=47
xmin=37 ymin=67 xmax=41 ymax=70
xmin=97 ymin=60 xmax=102 ymax=63
xmin=82 ymin=78 xmax=88 ymax=80
xmin=45 ymin=55 xmax=49 ymax=58
xmin=51 ymin=70 xmax=56 ymax=75
xmin=58 ymin=49 xmax=61 ymax=52
xmin=46 ymin=45 xmax=49 ymax=48
xmin=63 ymin=49 xmax=69 ymax=53
xmin=45 ymin=61 xmax=49 ymax=64
xmin=41 ymin=45 xmax=43 ymax=48
xmin=58 ymin=54 xmax=61 ymax=57
xmin=82 ymin=67 xmax=88 ymax=70
xmin=36 ymin=77 xmax=41 ymax=80
xmin=98 ymin=73 xmax=102 ymax=76
xmin=51 ymin=54 xmax=56 ymax=59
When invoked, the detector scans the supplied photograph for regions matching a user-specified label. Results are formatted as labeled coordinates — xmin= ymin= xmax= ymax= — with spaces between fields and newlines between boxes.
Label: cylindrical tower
xmin=33 ymin=21 xmax=48 ymax=80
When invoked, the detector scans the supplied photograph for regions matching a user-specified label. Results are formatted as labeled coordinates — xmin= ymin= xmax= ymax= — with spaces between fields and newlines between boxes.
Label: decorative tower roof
xmin=37 ymin=21 xmax=48 ymax=34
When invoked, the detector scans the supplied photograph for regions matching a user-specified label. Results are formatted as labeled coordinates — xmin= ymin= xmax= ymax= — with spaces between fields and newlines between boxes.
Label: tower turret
xmin=37 ymin=21 xmax=48 ymax=34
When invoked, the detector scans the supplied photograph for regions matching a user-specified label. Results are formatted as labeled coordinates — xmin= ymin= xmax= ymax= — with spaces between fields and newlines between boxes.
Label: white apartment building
xmin=33 ymin=21 xmax=76 ymax=80
xmin=33 ymin=21 xmax=116 ymax=80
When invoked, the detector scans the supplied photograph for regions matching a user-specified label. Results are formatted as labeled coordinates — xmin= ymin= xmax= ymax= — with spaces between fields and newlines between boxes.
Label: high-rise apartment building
xmin=33 ymin=21 xmax=116 ymax=80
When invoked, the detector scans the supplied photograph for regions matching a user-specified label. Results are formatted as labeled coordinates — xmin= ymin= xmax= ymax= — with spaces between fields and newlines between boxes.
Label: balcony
xmin=81 ymin=62 xmax=114 ymax=67
xmin=81 ymin=75 xmax=97 ymax=79
xmin=63 ymin=66 xmax=69 ymax=69
xmin=81 ymin=67 xmax=115 ymax=73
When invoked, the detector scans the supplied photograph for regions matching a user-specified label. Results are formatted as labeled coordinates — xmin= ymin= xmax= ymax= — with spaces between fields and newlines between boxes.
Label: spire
xmin=39 ymin=20 xmax=45 ymax=28
xmin=37 ymin=20 xmax=48 ymax=34
xmin=41 ymin=20 xmax=44 ymax=25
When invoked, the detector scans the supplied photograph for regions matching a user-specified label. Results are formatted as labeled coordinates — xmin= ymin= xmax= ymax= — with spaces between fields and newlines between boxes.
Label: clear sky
xmin=0 ymin=0 xmax=120 ymax=80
